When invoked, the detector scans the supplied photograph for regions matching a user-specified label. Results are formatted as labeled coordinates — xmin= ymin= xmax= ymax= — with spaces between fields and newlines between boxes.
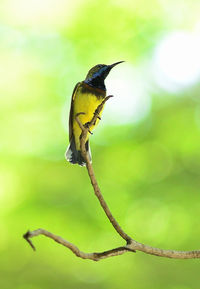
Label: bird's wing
xmin=69 ymin=82 xmax=81 ymax=141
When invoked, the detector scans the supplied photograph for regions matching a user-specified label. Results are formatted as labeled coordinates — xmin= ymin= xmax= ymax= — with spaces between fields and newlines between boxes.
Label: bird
xmin=65 ymin=61 xmax=124 ymax=166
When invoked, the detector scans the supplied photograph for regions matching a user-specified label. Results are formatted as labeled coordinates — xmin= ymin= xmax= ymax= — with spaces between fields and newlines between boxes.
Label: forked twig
xmin=23 ymin=95 xmax=200 ymax=260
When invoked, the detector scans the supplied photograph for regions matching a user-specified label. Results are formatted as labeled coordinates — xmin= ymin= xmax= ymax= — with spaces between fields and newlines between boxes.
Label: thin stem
xmin=23 ymin=229 xmax=134 ymax=261
xmin=76 ymin=96 xmax=132 ymax=243
xmin=23 ymin=95 xmax=200 ymax=260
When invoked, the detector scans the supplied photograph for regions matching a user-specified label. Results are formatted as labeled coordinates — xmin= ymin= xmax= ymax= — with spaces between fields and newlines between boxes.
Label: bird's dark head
xmin=84 ymin=61 xmax=124 ymax=90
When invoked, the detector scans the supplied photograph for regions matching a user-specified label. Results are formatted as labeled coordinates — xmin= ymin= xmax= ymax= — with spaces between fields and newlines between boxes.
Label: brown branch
xmin=75 ymin=95 xmax=132 ymax=243
xmin=127 ymin=240 xmax=200 ymax=259
xmin=23 ymin=95 xmax=200 ymax=260
xmin=23 ymin=228 xmax=200 ymax=260
xmin=75 ymin=97 xmax=200 ymax=259
xmin=23 ymin=229 xmax=135 ymax=261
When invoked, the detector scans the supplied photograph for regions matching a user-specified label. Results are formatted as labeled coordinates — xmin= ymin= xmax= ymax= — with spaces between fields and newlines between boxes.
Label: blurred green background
xmin=1 ymin=0 xmax=200 ymax=288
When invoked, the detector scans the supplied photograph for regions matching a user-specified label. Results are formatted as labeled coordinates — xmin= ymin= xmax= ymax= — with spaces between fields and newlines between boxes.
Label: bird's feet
xmin=93 ymin=109 xmax=101 ymax=120
xmin=93 ymin=107 xmax=103 ymax=124
xmin=84 ymin=122 xmax=93 ymax=135
xmin=76 ymin=112 xmax=85 ymax=117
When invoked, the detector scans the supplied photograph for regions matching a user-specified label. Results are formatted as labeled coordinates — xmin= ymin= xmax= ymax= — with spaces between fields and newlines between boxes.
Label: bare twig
xmin=76 ymin=95 xmax=132 ymax=243
xmin=127 ymin=240 xmax=200 ymax=259
xmin=23 ymin=95 xmax=200 ymax=260
xmin=23 ymin=228 xmax=200 ymax=260
xmin=23 ymin=229 xmax=135 ymax=261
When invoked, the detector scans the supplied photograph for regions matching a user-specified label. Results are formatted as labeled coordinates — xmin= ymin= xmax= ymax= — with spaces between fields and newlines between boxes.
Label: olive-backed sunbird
xmin=65 ymin=61 xmax=124 ymax=166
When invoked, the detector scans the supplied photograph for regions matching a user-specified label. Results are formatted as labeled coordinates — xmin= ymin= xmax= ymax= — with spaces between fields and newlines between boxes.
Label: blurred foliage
xmin=1 ymin=0 xmax=200 ymax=288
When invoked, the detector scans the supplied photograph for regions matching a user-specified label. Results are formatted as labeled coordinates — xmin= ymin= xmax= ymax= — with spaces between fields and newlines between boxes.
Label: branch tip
xmin=23 ymin=230 xmax=36 ymax=251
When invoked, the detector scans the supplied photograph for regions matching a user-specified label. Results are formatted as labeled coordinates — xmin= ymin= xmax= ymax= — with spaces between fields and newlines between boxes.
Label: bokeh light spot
xmin=153 ymin=31 xmax=200 ymax=91
xmin=104 ymin=64 xmax=151 ymax=124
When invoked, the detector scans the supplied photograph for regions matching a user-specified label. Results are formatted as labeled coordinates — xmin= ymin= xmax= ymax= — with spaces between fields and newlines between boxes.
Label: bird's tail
xmin=65 ymin=136 xmax=92 ymax=166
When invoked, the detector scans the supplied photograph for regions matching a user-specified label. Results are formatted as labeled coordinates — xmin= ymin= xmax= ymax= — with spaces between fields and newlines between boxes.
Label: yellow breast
xmin=72 ymin=88 xmax=105 ymax=150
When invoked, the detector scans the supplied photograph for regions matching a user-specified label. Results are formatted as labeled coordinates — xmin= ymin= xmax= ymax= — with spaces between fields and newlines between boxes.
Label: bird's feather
xmin=69 ymin=82 xmax=81 ymax=141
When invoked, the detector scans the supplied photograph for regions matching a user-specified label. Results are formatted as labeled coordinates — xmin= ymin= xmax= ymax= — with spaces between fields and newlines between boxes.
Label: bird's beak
xmin=99 ymin=61 xmax=125 ymax=80
xmin=110 ymin=61 xmax=125 ymax=68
